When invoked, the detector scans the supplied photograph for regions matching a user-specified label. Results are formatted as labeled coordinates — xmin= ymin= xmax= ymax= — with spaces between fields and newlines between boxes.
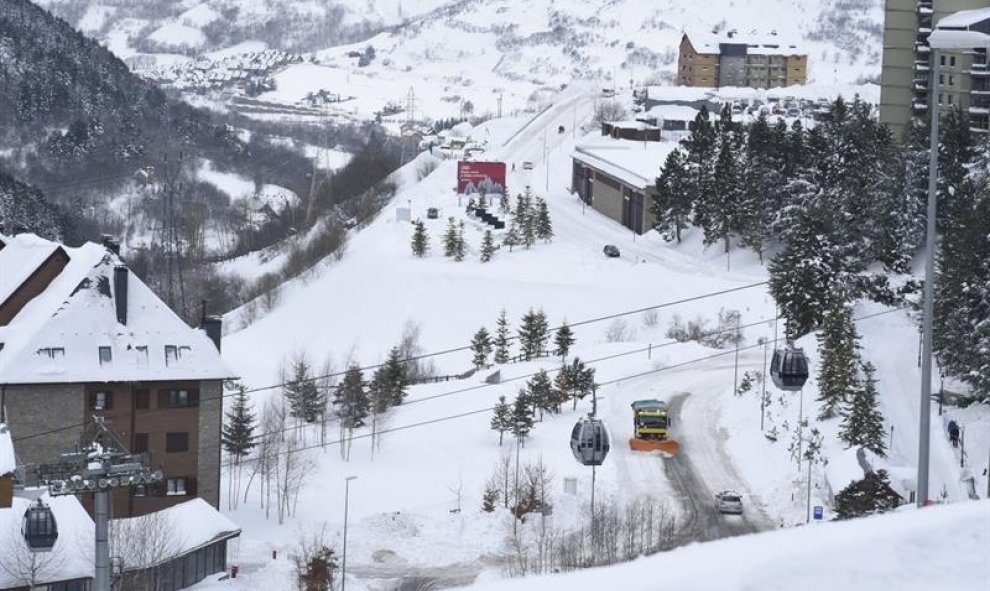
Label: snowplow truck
xmin=629 ymin=399 xmax=680 ymax=456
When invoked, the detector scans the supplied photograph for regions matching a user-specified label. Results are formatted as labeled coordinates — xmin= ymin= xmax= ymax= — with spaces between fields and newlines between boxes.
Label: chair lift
xmin=570 ymin=416 xmax=611 ymax=466
xmin=22 ymin=499 xmax=58 ymax=552
xmin=770 ymin=345 xmax=810 ymax=391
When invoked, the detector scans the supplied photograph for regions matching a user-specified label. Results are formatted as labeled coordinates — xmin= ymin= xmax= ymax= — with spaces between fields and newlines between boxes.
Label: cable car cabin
xmin=22 ymin=500 xmax=58 ymax=552
xmin=570 ymin=417 xmax=610 ymax=466
xmin=770 ymin=347 xmax=809 ymax=391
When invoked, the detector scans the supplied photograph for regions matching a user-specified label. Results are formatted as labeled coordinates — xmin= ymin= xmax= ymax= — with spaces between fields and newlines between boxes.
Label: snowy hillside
xmin=39 ymin=0 xmax=882 ymax=122
xmin=211 ymin=88 xmax=987 ymax=590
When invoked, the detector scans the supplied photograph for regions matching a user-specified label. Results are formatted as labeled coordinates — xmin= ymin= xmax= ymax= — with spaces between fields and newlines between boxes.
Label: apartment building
xmin=677 ymin=30 xmax=807 ymax=89
xmin=0 ymin=233 xmax=233 ymax=517
xmin=880 ymin=0 xmax=990 ymax=140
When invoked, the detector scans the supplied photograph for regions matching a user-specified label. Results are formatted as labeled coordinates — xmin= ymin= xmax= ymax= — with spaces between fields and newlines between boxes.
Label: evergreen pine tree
xmin=839 ymin=361 xmax=887 ymax=456
xmin=510 ymin=389 xmax=534 ymax=443
xmin=834 ymin=470 xmax=902 ymax=519
xmin=527 ymin=369 xmax=556 ymax=420
xmin=490 ymin=395 xmax=513 ymax=446
xmin=700 ymin=104 xmax=743 ymax=252
xmin=480 ymin=229 xmax=495 ymax=262
xmin=518 ymin=308 xmax=549 ymax=360
xmin=454 ymin=220 xmax=467 ymax=261
xmin=504 ymin=216 xmax=519 ymax=252
xmin=535 ymin=197 xmax=553 ymax=242
xmin=651 ymin=149 xmax=692 ymax=243
xmin=283 ymin=358 xmax=323 ymax=423
xmin=815 ymin=303 xmax=861 ymax=420
xmin=552 ymin=363 xmax=574 ymax=412
xmin=494 ymin=309 xmax=511 ymax=364
xmin=222 ymin=382 xmax=257 ymax=461
xmin=499 ymin=193 xmax=511 ymax=215
xmin=568 ymin=357 xmax=596 ymax=410
xmin=382 ymin=346 xmax=409 ymax=406
xmin=443 ymin=217 xmax=459 ymax=257
xmin=411 ymin=220 xmax=429 ymax=257
xmin=683 ymin=105 xmax=716 ymax=231
xmin=470 ymin=326 xmax=493 ymax=369
xmin=333 ymin=365 xmax=369 ymax=428
xmin=553 ymin=321 xmax=575 ymax=360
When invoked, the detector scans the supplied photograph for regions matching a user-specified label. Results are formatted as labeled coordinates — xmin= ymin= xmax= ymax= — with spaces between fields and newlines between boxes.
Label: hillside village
xmin=1 ymin=1 xmax=989 ymax=591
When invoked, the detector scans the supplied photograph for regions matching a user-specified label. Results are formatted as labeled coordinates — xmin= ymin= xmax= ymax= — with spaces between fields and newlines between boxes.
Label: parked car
xmin=603 ymin=244 xmax=620 ymax=258
xmin=715 ymin=490 xmax=743 ymax=514
xmin=427 ymin=207 xmax=439 ymax=219
xmin=522 ymin=161 xmax=534 ymax=170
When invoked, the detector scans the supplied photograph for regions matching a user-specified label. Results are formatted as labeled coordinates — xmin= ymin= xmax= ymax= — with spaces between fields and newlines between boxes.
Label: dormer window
xmin=98 ymin=346 xmax=112 ymax=365
xmin=37 ymin=347 xmax=65 ymax=360
xmin=164 ymin=345 xmax=191 ymax=366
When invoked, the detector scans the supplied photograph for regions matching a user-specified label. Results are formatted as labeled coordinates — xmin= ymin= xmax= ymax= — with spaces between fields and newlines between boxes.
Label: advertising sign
xmin=457 ymin=161 xmax=506 ymax=195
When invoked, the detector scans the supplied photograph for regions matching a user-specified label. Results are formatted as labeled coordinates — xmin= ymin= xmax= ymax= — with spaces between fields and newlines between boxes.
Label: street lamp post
xmin=341 ymin=475 xmax=358 ymax=591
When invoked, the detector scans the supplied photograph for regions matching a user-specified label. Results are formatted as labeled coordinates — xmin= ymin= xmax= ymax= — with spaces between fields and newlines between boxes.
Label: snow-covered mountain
xmin=40 ymin=0 xmax=882 ymax=87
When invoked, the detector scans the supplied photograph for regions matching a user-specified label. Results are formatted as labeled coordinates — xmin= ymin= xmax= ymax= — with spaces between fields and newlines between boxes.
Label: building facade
xmin=0 ymin=234 xmax=232 ymax=518
xmin=880 ymin=0 xmax=990 ymax=140
xmin=677 ymin=31 xmax=807 ymax=89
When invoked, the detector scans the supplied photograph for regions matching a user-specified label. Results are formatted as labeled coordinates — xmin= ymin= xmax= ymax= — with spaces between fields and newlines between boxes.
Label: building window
xmin=134 ymin=345 xmax=148 ymax=366
xmin=133 ymin=485 xmax=147 ymax=497
xmin=949 ymin=75 xmax=955 ymax=86
xmin=950 ymin=55 xmax=956 ymax=67
xmin=166 ymin=432 xmax=189 ymax=453
xmin=948 ymin=94 xmax=954 ymax=105
xmin=134 ymin=433 xmax=149 ymax=454
xmin=940 ymin=55 xmax=946 ymax=66
xmin=166 ymin=478 xmax=187 ymax=496
xmin=90 ymin=391 xmax=112 ymax=411
xmin=98 ymin=346 xmax=112 ymax=365
xmin=165 ymin=389 xmax=199 ymax=408
xmin=135 ymin=389 xmax=150 ymax=410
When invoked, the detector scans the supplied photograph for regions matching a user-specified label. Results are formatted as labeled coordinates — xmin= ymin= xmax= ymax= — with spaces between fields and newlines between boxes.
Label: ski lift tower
xmin=37 ymin=416 xmax=162 ymax=591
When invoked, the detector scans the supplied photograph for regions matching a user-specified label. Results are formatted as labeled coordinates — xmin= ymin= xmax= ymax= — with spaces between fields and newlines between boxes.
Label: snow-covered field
xmin=210 ymin=89 xmax=989 ymax=590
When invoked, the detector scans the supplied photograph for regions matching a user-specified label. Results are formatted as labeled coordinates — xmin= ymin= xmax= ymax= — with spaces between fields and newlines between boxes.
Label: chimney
xmin=199 ymin=299 xmax=222 ymax=353
xmin=102 ymin=235 xmax=120 ymax=256
xmin=201 ymin=316 xmax=222 ymax=353
xmin=113 ymin=266 xmax=128 ymax=325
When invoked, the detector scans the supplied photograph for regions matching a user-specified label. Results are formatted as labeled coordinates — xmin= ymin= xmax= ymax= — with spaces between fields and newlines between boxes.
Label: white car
xmin=716 ymin=490 xmax=743 ymax=514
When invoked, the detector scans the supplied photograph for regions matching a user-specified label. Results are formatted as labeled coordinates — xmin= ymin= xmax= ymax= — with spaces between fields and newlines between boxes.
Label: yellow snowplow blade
xmin=629 ymin=438 xmax=680 ymax=457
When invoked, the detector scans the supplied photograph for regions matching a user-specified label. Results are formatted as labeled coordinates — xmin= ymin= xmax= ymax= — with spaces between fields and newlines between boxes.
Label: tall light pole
xmin=341 ymin=475 xmax=358 ymax=591
xmin=918 ymin=17 xmax=990 ymax=507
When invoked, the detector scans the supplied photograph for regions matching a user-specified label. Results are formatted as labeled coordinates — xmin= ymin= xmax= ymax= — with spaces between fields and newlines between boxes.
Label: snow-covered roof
xmin=0 ymin=423 xmax=14 ymax=475
xmin=644 ymin=85 xmax=718 ymax=103
xmin=0 ymin=234 xmax=60 ymax=304
xmin=642 ymin=105 xmax=699 ymax=122
xmin=0 ymin=494 xmax=94 ymax=588
xmin=113 ymin=498 xmax=240 ymax=569
xmin=572 ymin=138 xmax=678 ymax=191
xmin=606 ymin=120 xmax=659 ymax=130
xmin=684 ymin=30 xmax=804 ymax=55
xmin=937 ymin=7 xmax=990 ymax=29
xmin=0 ymin=234 xmax=234 ymax=385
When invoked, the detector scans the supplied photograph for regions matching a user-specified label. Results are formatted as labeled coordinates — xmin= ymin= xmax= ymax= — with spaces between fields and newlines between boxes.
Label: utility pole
xmin=341 ymin=475 xmax=358 ymax=591
xmin=497 ymin=93 xmax=503 ymax=119
xmin=38 ymin=416 xmax=162 ymax=591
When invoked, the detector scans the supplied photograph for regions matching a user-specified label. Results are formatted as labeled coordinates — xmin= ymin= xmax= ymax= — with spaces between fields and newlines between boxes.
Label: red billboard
xmin=457 ymin=161 xmax=506 ymax=195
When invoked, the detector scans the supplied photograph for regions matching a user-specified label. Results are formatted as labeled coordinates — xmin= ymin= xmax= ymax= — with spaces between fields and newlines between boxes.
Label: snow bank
xmin=466 ymin=501 xmax=990 ymax=591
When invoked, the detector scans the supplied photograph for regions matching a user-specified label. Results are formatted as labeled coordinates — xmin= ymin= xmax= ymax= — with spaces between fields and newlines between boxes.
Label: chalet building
xmin=677 ymin=30 xmax=807 ymax=89
xmin=0 ymin=233 xmax=234 ymax=518
xmin=571 ymin=138 xmax=678 ymax=234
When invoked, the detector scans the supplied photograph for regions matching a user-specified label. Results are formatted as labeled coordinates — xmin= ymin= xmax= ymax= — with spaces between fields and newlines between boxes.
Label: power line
xmin=215 ymin=305 xmax=912 ymax=468
xmin=10 ymin=282 xmax=761 ymax=444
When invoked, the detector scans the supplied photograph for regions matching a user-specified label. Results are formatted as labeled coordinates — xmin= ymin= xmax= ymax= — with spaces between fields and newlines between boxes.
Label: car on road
xmin=522 ymin=161 xmax=534 ymax=170
xmin=716 ymin=490 xmax=743 ymax=514
xmin=603 ymin=244 xmax=620 ymax=258
xmin=427 ymin=207 xmax=439 ymax=219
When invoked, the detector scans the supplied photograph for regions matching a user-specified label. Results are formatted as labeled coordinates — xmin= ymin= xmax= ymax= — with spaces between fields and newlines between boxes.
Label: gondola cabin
xmin=770 ymin=347 xmax=809 ymax=391
xmin=22 ymin=500 xmax=58 ymax=552
xmin=570 ymin=417 xmax=610 ymax=466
